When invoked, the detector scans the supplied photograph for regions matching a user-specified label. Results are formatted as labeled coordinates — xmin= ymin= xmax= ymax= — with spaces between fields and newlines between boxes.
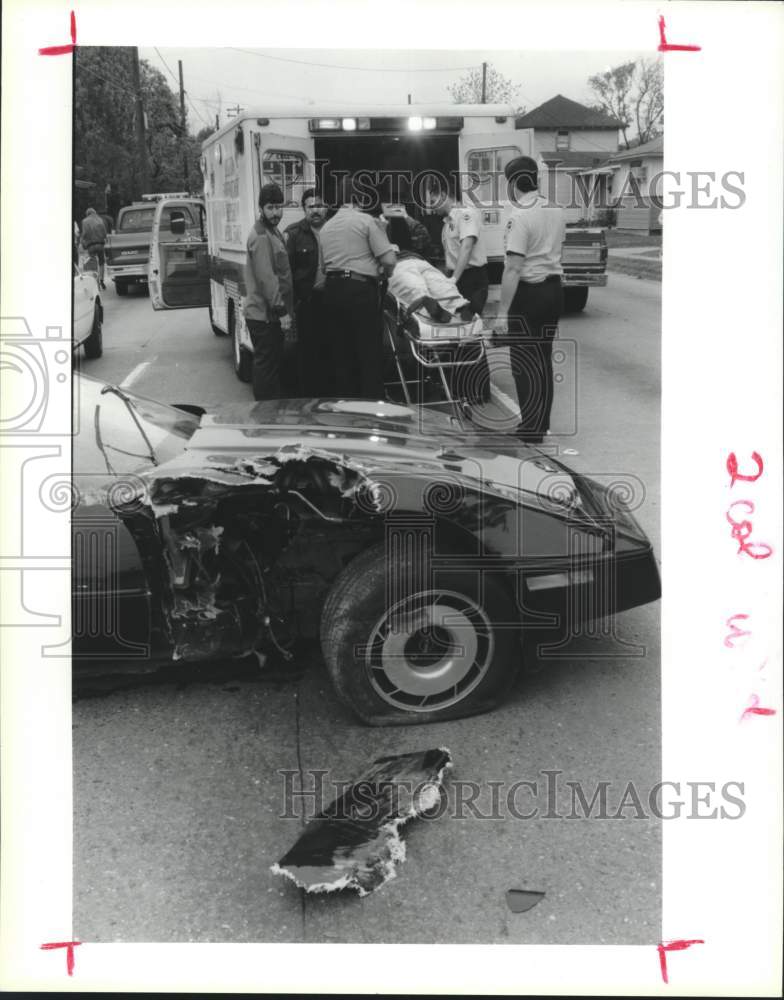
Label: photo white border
xmin=1 ymin=0 xmax=782 ymax=993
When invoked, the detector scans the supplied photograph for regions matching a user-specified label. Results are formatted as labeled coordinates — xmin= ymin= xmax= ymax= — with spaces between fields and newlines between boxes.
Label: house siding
xmin=533 ymin=128 xmax=619 ymax=155
xmin=610 ymin=156 xmax=664 ymax=201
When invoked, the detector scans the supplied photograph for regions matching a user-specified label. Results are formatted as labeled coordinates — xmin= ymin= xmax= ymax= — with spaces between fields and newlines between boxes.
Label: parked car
xmin=73 ymin=263 xmax=103 ymax=358
xmin=72 ymin=375 xmax=660 ymax=725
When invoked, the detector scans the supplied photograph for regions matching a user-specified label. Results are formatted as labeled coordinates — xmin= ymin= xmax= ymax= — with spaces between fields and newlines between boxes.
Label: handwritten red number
xmin=40 ymin=941 xmax=81 ymax=976
xmin=727 ymin=451 xmax=764 ymax=487
xmin=726 ymin=501 xmax=773 ymax=560
xmin=724 ymin=614 xmax=751 ymax=648
xmin=740 ymin=694 xmax=776 ymax=722
xmin=657 ymin=939 xmax=705 ymax=983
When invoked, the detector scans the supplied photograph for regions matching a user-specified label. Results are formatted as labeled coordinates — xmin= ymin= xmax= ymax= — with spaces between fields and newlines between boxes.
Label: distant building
xmin=579 ymin=135 xmax=664 ymax=231
xmin=514 ymin=95 xmax=625 ymax=222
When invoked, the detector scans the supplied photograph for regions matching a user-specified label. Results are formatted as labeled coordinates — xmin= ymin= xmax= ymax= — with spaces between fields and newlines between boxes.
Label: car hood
xmin=157 ymin=397 xmax=579 ymax=509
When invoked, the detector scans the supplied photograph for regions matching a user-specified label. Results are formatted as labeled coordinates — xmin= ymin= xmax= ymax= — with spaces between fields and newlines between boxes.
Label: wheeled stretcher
xmin=382 ymin=291 xmax=488 ymax=413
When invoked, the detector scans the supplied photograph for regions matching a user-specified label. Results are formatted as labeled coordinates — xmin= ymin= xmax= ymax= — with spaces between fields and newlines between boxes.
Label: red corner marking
xmin=40 ymin=940 xmax=82 ymax=976
xmin=39 ymin=10 xmax=76 ymax=55
xmin=657 ymin=939 xmax=704 ymax=984
xmin=658 ymin=15 xmax=701 ymax=53
xmin=740 ymin=694 xmax=777 ymax=722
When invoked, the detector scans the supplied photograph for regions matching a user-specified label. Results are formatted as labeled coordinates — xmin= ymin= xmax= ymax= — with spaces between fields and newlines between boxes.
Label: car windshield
xmin=76 ymin=377 xmax=201 ymax=476
xmin=118 ymin=208 xmax=156 ymax=232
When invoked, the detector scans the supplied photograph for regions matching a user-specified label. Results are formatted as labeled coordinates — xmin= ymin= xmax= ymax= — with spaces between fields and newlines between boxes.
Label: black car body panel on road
xmin=73 ymin=375 xmax=660 ymax=723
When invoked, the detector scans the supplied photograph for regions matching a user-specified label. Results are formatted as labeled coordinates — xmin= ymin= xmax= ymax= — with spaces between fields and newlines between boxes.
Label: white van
xmin=149 ymin=104 xmax=607 ymax=382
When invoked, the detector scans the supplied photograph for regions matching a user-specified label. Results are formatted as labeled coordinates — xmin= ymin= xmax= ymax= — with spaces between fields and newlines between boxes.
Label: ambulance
xmin=149 ymin=104 xmax=607 ymax=383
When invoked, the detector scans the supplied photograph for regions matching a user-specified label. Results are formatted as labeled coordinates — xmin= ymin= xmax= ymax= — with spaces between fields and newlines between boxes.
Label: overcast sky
xmin=139 ymin=48 xmax=648 ymax=134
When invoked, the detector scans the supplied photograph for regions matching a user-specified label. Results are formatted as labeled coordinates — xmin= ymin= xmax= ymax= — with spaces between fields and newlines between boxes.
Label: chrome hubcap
xmin=366 ymin=590 xmax=493 ymax=711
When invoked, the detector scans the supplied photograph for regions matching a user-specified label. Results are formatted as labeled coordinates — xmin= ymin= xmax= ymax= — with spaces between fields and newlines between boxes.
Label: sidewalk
xmin=606 ymin=246 xmax=662 ymax=281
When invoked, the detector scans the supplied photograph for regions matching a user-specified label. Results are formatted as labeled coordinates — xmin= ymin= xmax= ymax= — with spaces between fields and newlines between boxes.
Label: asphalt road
xmin=73 ymin=274 xmax=662 ymax=944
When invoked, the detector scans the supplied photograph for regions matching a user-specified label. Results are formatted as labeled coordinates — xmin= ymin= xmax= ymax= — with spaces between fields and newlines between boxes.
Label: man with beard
xmin=244 ymin=183 xmax=294 ymax=400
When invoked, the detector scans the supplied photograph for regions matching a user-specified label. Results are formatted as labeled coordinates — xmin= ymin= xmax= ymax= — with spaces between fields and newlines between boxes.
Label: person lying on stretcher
xmin=385 ymin=215 xmax=476 ymax=324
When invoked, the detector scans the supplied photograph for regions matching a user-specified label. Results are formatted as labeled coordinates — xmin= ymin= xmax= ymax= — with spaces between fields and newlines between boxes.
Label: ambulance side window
xmin=466 ymin=146 xmax=522 ymax=203
xmin=262 ymin=150 xmax=306 ymax=206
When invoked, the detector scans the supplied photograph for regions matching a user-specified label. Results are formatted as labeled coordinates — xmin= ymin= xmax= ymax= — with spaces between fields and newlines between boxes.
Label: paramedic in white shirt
xmin=428 ymin=179 xmax=489 ymax=316
xmin=494 ymin=156 xmax=566 ymax=444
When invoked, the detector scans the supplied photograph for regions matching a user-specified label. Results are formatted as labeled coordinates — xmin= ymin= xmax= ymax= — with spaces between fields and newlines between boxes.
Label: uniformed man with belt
xmin=319 ymin=175 xmax=397 ymax=398
xmin=493 ymin=156 xmax=566 ymax=443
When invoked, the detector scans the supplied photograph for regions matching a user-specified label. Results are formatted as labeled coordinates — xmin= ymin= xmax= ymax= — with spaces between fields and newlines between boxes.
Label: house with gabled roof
xmin=513 ymin=95 xmax=625 ymax=221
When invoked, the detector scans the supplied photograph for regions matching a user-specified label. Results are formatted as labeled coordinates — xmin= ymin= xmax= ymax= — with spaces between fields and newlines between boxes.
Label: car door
xmin=149 ymin=198 xmax=210 ymax=310
xmin=73 ymin=263 xmax=95 ymax=345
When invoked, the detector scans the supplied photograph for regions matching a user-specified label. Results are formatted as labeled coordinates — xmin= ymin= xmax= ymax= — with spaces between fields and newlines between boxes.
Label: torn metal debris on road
xmin=272 ymin=748 xmax=452 ymax=896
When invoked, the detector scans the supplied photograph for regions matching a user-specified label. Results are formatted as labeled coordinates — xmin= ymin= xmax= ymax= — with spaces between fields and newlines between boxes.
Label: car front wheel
xmin=320 ymin=541 xmax=521 ymax=725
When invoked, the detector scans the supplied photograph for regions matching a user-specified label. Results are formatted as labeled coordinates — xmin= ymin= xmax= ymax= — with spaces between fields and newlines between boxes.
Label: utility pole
xmin=407 ymin=93 xmax=412 ymax=105
xmin=215 ymin=113 xmax=220 ymax=130
xmin=131 ymin=47 xmax=150 ymax=195
xmin=178 ymin=60 xmax=188 ymax=191
xmin=227 ymin=103 xmax=244 ymax=117
xmin=481 ymin=61 xmax=487 ymax=103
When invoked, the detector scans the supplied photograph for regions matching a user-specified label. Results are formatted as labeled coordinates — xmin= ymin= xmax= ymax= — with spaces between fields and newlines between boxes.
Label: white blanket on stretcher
xmin=388 ymin=257 xmax=468 ymax=314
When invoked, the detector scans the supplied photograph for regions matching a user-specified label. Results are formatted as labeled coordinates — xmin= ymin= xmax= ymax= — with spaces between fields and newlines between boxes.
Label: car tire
xmin=115 ymin=280 xmax=128 ymax=296
xmin=231 ymin=306 xmax=252 ymax=383
xmin=563 ymin=287 xmax=589 ymax=312
xmin=320 ymin=541 xmax=521 ymax=725
xmin=83 ymin=303 xmax=103 ymax=359
xmin=209 ymin=297 xmax=226 ymax=336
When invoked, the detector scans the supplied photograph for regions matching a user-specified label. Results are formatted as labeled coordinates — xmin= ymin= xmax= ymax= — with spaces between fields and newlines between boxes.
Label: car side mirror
xmin=169 ymin=211 xmax=186 ymax=235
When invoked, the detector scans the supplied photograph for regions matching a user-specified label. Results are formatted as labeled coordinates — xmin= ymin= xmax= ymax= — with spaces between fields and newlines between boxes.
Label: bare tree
xmin=448 ymin=62 xmax=523 ymax=110
xmin=587 ymin=58 xmax=663 ymax=148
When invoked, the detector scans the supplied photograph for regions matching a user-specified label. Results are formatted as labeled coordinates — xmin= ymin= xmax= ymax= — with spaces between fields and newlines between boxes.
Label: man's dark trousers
xmin=322 ymin=277 xmax=383 ymax=398
xmin=246 ymin=318 xmax=284 ymax=400
xmin=296 ymin=290 xmax=333 ymax=396
xmin=507 ymin=276 xmax=563 ymax=438
xmin=455 ymin=264 xmax=489 ymax=316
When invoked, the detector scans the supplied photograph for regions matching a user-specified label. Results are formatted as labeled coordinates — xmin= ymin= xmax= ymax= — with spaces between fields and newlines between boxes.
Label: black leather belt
xmin=325 ymin=269 xmax=378 ymax=286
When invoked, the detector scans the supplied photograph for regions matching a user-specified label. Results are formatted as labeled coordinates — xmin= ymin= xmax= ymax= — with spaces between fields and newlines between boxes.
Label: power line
xmin=152 ymin=47 xmax=211 ymax=129
xmin=226 ymin=47 xmax=479 ymax=73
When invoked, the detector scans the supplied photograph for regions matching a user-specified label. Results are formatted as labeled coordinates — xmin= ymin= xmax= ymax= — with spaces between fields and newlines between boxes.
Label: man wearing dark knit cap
xmin=244 ymin=183 xmax=294 ymax=400
xmin=494 ymin=155 xmax=565 ymax=443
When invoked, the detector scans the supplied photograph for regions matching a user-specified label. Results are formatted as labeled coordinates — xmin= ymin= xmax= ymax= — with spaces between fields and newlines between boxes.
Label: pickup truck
xmin=559 ymin=226 xmax=608 ymax=312
xmin=105 ymin=195 xmax=201 ymax=296
xmin=484 ymin=220 xmax=608 ymax=313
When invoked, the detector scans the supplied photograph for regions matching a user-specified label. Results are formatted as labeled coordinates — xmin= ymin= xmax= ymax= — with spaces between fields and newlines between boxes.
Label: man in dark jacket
xmin=80 ymin=208 xmax=108 ymax=288
xmin=244 ymin=183 xmax=294 ymax=401
xmin=284 ymin=189 xmax=328 ymax=396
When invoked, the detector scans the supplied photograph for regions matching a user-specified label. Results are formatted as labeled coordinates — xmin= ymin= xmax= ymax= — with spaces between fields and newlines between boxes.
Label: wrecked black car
xmin=73 ymin=374 xmax=660 ymax=725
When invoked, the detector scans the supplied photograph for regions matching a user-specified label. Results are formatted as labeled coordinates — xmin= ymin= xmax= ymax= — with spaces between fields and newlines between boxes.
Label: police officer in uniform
xmin=494 ymin=156 xmax=566 ymax=443
xmin=319 ymin=175 xmax=396 ymax=398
